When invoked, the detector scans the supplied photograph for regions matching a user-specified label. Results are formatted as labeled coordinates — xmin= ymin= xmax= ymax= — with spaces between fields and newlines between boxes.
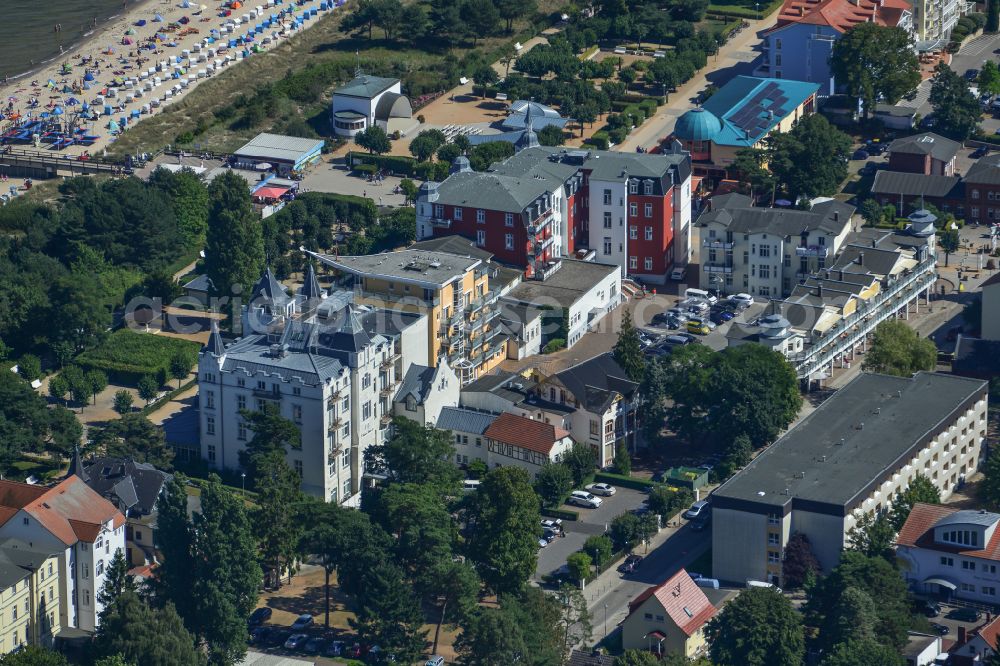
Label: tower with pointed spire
xmin=516 ymin=100 xmax=539 ymax=152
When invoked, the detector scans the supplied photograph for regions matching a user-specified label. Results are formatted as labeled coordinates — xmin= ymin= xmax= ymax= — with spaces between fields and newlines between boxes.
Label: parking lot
xmin=534 ymin=486 xmax=649 ymax=580
xmin=638 ymin=298 xmax=769 ymax=352
xmin=920 ymin=599 xmax=996 ymax=641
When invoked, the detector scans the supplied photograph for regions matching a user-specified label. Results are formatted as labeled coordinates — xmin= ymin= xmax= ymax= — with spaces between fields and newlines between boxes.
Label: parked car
xmin=267 ymin=630 xmax=291 ymax=647
xmin=538 ymin=537 xmax=549 ymax=548
xmin=973 ymin=145 xmax=990 ymax=159
xmin=664 ymin=315 xmax=685 ymax=330
xmin=248 ymin=607 xmax=272 ymax=627
xmin=686 ymin=301 xmax=710 ymax=316
xmin=923 ymin=601 xmax=942 ymax=617
xmin=966 ymin=68 xmax=981 ymax=81
xmin=683 ymin=500 xmax=711 ymax=520
xmin=667 ymin=306 xmax=690 ymax=318
xmin=662 ymin=334 xmax=694 ymax=346
xmin=542 ymin=527 xmax=559 ymax=542
xmin=649 ymin=312 xmax=674 ymax=327
xmin=931 ymin=622 xmax=950 ymax=635
xmin=250 ymin=626 xmax=272 ymax=644
xmin=710 ymin=309 xmax=735 ymax=325
xmin=852 ymin=149 xmax=869 ymax=161
xmin=618 ymin=554 xmax=643 ymax=573
xmin=865 ymin=141 xmax=886 ymax=156
xmin=687 ymin=318 xmax=713 ymax=335
xmin=325 ymin=641 xmax=346 ymax=657
xmin=950 ymin=607 xmax=982 ymax=622
xmin=285 ymin=634 xmax=309 ymax=650
xmin=670 ymin=266 xmax=688 ymax=281
xmin=586 ymin=482 xmax=617 ymax=497
xmin=290 ymin=614 xmax=314 ymax=631
xmin=730 ymin=293 xmax=754 ymax=307
xmin=303 ymin=637 xmax=326 ymax=654
xmin=568 ymin=490 xmax=603 ymax=508
xmin=690 ymin=515 xmax=711 ymax=532
xmin=541 ymin=518 xmax=563 ymax=532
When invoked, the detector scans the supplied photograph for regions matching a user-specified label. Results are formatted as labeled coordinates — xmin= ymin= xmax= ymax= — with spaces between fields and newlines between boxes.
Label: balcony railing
xmin=253 ymin=388 xmax=281 ymax=400
xmin=703 ymin=263 xmax=734 ymax=274
xmin=531 ymin=259 xmax=563 ymax=281
xmin=328 ymin=415 xmax=343 ymax=430
xmin=429 ymin=217 xmax=452 ymax=229
xmin=535 ymin=235 xmax=556 ymax=251
xmin=467 ymin=291 xmax=498 ymax=314
xmin=469 ymin=309 xmax=501 ymax=331
xmin=527 ymin=209 xmax=554 ymax=234
xmin=702 ymin=239 xmax=734 ymax=249
xmin=795 ymin=245 xmax=830 ymax=258
xmin=380 ymin=351 xmax=401 ymax=368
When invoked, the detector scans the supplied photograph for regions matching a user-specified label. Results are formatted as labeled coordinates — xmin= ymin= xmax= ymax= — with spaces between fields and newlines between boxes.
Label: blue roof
xmin=674 ymin=108 xmax=722 ymax=142
xmin=436 ymin=407 xmax=497 ymax=435
xmin=700 ymin=76 xmax=820 ymax=147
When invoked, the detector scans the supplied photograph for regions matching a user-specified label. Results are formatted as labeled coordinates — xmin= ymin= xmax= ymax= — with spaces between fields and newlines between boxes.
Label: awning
xmin=923 ymin=577 xmax=957 ymax=591
xmin=253 ymin=185 xmax=289 ymax=200
xmin=645 ymin=630 xmax=667 ymax=641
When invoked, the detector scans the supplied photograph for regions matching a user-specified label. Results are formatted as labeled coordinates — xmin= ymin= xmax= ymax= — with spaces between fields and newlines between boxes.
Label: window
xmin=603 ymin=212 xmax=612 ymax=228
xmin=629 ymin=226 xmax=637 ymax=239
xmin=343 ymin=478 xmax=352 ymax=498
xmin=603 ymin=239 xmax=612 ymax=255
xmin=775 ymin=38 xmax=782 ymax=49
xmin=454 ymin=207 xmax=463 ymax=220
xmin=973 ymin=189 xmax=981 ymax=199
xmin=629 ymin=180 xmax=638 ymax=194
xmin=505 ymin=213 xmax=514 ymax=227
xmin=476 ymin=230 xmax=486 ymax=246
xmin=207 ymin=445 xmax=216 ymax=462
xmin=629 ymin=203 xmax=638 ymax=217
xmin=963 ymin=560 xmax=976 ymax=570
xmin=767 ymin=551 xmax=781 ymax=564
xmin=644 ymin=181 xmax=653 ymax=195
xmin=83 ymin=564 xmax=89 ymax=580
xmin=342 ymin=447 xmax=350 ymax=468
xmin=940 ymin=556 xmax=954 ymax=566
xmin=759 ymin=245 xmax=770 ymax=258
xmin=985 ymin=587 xmax=997 ymax=596
xmin=644 ymin=203 xmax=653 ymax=218
xmin=363 ymin=401 xmax=372 ymax=420
xmin=292 ymin=404 xmax=302 ymax=423
xmin=22 ymin=518 xmax=28 ymax=526
xmin=294 ymin=460 xmax=303 ymax=477
xmin=590 ymin=419 xmax=600 ymax=435
xmin=237 ymin=394 xmax=246 ymax=410
xmin=629 ymin=256 xmax=637 ymax=269
xmin=775 ymin=54 xmax=782 ymax=66
xmin=205 ymin=391 xmax=214 ymax=409
xmin=603 ymin=189 xmax=612 ymax=205
xmin=961 ymin=583 xmax=976 ymax=592
xmin=768 ymin=533 xmax=780 ymax=545
xmin=96 ymin=561 xmax=104 ymax=576
xmin=237 ymin=377 xmax=245 ymax=388
xmin=645 ymin=226 xmax=653 ymax=241
xmin=818 ymin=236 xmax=826 ymax=246
xmin=476 ymin=209 xmax=485 ymax=223
xmin=362 ymin=373 xmax=371 ymax=390
xmin=206 ymin=416 xmax=215 ymax=436
xmin=84 ymin=590 xmax=90 ymax=606
xmin=759 ymin=265 xmax=771 ymax=279
xmin=47 ymin=563 xmax=52 ymax=577
xmin=505 ymin=233 xmax=514 ymax=250
xmin=644 ymin=257 xmax=653 ymax=271
xmin=768 ymin=514 xmax=780 ymax=525
xmin=10 ymin=608 xmax=15 ymax=622
xmin=644 ymin=612 xmax=653 ymax=620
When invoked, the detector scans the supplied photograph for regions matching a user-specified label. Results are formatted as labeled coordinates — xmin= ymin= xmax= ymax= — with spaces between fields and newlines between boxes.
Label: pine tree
xmin=95 ymin=591 xmax=206 ymax=666
xmin=97 ymin=549 xmax=135 ymax=625
xmin=613 ymin=310 xmax=645 ymax=382
xmin=349 ymin=561 xmax=427 ymax=663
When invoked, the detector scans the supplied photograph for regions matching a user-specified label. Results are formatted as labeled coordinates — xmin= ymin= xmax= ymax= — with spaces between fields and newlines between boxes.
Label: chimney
xmin=959 ymin=626 xmax=967 ymax=645
xmin=817 ymin=283 xmax=823 ymax=297
xmin=871 ymin=238 xmax=877 ymax=248
xmin=838 ymin=269 xmax=844 ymax=280
xmin=857 ymin=251 xmax=865 ymax=267
xmin=833 ymin=211 xmax=839 ymax=222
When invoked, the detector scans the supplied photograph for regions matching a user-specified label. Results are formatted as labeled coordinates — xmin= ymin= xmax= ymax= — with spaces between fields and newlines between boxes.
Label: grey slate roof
xmin=504 ymin=259 xmax=619 ymax=309
xmin=964 ymin=153 xmax=1000 ymax=185
xmin=502 ymin=101 xmax=568 ymax=131
xmin=871 ymin=170 xmax=963 ymax=198
xmin=233 ymin=133 xmax=324 ymax=164
xmin=551 ymin=352 xmax=638 ymax=413
xmin=436 ymin=407 xmax=497 ymax=435
xmin=251 ymin=267 xmax=291 ymax=306
xmin=713 ymin=372 xmax=987 ymax=510
xmin=698 ymin=199 xmax=854 ymax=237
xmin=183 ymin=273 xmax=212 ymax=292
xmin=952 ymin=336 xmax=1000 ymax=378
xmin=300 ymin=264 xmax=323 ymax=301
xmin=829 ymin=244 xmax=905 ymax=277
xmin=395 ymin=364 xmax=435 ymax=404
xmin=708 ymin=192 xmax=753 ymax=211
xmin=410 ymin=235 xmax=495 ymax=262
xmin=204 ymin=321 xmax=226 ymax=357
xmin=334 ymin=74 xmax=398 ymax=99
xmin=888 ymin=132 xmax=960 ymax=163
xmin=875 ymin=104 xmax=917 ymax=118
xmin=935 ymin=510 xmax=1000 ymax=528
xmin=309 ymin=249 xmax=480 ymax=287
xmin=467 ymin=131 xmax=525 ymax=147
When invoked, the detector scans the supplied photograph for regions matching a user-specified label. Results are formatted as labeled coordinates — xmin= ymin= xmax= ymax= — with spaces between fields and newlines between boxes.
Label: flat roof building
xmin=232 ymin=133 xmax=325 ymax=176
xmin=712 ymin=372 xmax=988 ymax=585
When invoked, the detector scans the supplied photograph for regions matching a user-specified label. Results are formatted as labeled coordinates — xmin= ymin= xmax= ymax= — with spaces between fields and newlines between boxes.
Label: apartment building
xmin=0 ymin=477 xmax=126 ymax=633
xmin=712 ymin=372 xmax=988 ymax=585
xmin=912 ymin=0 xmax=967 ymax=44
xmin=414 ymin=145 xmax=693 ymax=284
xmin=897 ymin=504 xmax=1000 ymax=604
xmin=391 ymin=360 xmax=460 ymax=427
xmin=198 ymin=267 xmax=427 ymax=504
xmin=697 ymin=195 xmax=855 ymax=298
xmin=757 ymin=0 xmax=912 ymax=96
xmin=307 ymin=248 xmax=504 ymax=385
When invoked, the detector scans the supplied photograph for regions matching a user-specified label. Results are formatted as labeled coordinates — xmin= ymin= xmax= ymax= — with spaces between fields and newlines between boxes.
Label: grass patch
xmin=76 ymin=329 xmax=200 ymax=385
xmin=7 ymin=457 xmax=63 ymax=483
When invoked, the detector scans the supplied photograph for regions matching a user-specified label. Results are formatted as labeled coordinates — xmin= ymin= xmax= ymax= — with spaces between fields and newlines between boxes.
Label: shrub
xmin=968 ymin=11 xmax=987 ymax=28
xmin=543 ymin=338 xmax=566 ymax=353
xmin=609 ymin=127 xmax=629 ymax=144
xmin=542 ymin=507 xmax=579 ymax=521
xmin=16 ymin=354 xmax=41 ymax=381
xmin=75 ymin=329 xmax=200 ymax=385
xmin=417 ymin=114 xmax=426 ymax=123
xmin=348 ymin=152 xmax=417 ymax=177
xmin=640 ymin=98 xmax=658 ymax=117
xmin=354 ymin=163 xmax=378 ymax=175
xmin=586 ymin=132 xmax=609 ymax=150
xmin=594 ymin=471 xmax=663 ymax=492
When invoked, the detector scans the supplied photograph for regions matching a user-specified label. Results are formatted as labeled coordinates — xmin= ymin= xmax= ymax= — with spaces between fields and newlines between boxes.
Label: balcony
xmin=380 ymin=413 xmax=393 ymax=426
xmin=530 ymin=259 xmax=563 ymax=281
xmin=527 ymin=209 xmax=554 ymax=234
xmin=535 ymin=235 xmax=556 ymax=251
xmin=703 ymin=263 xmax=733 ymax=274
xmin=702 ymin=239 xmax=734 ymax=249
xmin=253 ymin=388 xmax=282 ymax=400
xmin=466 ymin=291 xmax=498 ymax=314
xmin=469 ymin=309 xmax=501 ymax=331
xmin=429 ymin=217 xmax=452 ymax=229
xmin=380 ymin=351 xmax=401 ymax=368
xmin=795 ymin=245 xmax=830 ymax=258
xmin=327 ymin=415 xmax=343 ymax=430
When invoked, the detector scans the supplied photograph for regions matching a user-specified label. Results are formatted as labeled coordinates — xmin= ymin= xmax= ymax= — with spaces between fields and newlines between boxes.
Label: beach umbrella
xmin=83 ymin=71 xmax=95 ymax=82
xmin=123 ymin=37 xmax=134 ymax=45
xmin=108 ymin=120 xmax=119 ymax=132
xmin=82 ymin=103 xmax=89 ymax=111
xmin=83 ymin=82 xmax=92 ymax=90
xmin=182 ymin=0 xmax=192 ymax=6
xmin=125 ymin=28 xmax=136 ymax=35
xmin=53 ymin=106 xmax=64 ymax=116
xmin=154 ymin=13 xmax=164 ymax=21
xmin=39 ymin=112 xmax=50 ymax=119
xmin=135 ymin=19 xmax=147 ymax=26
xmin=61 ymin=85 xmax=72 ymax=93
xmin=66 ymin=97 xmax=79 ymax=105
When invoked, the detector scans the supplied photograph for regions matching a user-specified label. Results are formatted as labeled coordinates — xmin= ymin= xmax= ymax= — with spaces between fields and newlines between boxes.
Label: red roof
xmin=626 ymin=569 xmax=716 ymax=636
xmin=253 ymin=185 xmax=289 ymax=200
xmin=768 ymin=0 xmax=911 ymax=33
xmin=897 ymin=503 xmax=1000 ymax=562
xmin=484 ymin=412 xmax=571 ymax=456
xmin=0 ymin=477 xmax=125 ymax=546
xmin=975 ymin=615 xmax=1000 ymax=651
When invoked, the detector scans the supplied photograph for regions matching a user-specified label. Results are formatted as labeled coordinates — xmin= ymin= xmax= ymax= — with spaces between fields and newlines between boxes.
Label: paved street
xmin=899 ymin=33 xmax=1000 ymax=116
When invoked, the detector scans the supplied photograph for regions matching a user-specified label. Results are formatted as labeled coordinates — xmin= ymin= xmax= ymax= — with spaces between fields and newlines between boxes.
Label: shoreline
xmin=3 ymin=0 xmax=159 ymax=83
xmin=0 ymin=0 xmax=337 ymax=157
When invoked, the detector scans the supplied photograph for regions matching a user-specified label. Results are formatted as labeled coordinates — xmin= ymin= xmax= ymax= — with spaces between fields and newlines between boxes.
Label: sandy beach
xmin=0 ymin=0 xmax=339 ymax=157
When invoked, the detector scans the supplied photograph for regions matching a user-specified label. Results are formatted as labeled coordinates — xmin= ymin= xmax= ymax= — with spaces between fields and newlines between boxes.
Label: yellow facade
xmin=0 ymin=553 xmax=62 ymax=654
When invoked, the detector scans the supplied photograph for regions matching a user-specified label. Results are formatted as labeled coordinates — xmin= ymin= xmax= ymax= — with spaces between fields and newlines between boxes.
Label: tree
xmin=48 ymin=374 xmax=69 ymax=405
xmin=461 ymin=0 xmax=498 ymax=45
xmin=609 ymin=512 xmax=643 ymax=551
xmin=456 ymin=605 xmax=529 ymax=664
xmin=769 ymin=115 xmax=852 ymax=198
xmin=613 ymin=311 xmax=645 ymax=381
xmin=820 ymin=639 xmax=905 ymax=666
xmin=890 ymin=474 xmax=940 ymax=531
xmin=17 ymin=354 xmax=41 ymax=381
xmin=90 ymin=414 xmax=175 ymax=470
xmin=830 ymin=24 xmax=920 ymax=116
xmin=990 ymin=0 xmax=1000 ymax=32
xmin=499 ymin=43 xmax=517 ymax=77
xmin=356 ymin=125 xmax=392 ymax=155
xmin=204 ymin=170 xmax=266 ymax=319
xmin=349 ymin=561 xmax=428 ymax=663
xmin=466 ymin=466 xmax=541 ymax=596
xmin=555 ymin=584 xmax=592 ymax=660
xmin=427 ymin=559 xmax=480 ymax=655
xmin=410 ymin=134 xmax=441 ymax=162
xmin=46 ymin=405 xmax=81 ymax=456
xmin=62 ymin=365 xmax=92 ymax=405
xmin=782 ymin=533 xmax=821 ymax=589
xmin=149 ymin=167 xmax=210 ymax=247
xmin=930 ymin=63 xmax=982 ymax=141
xmin=816 ymin=585 xmax=880 ymax=653
xmin=847 ymin=510 xmax=896 ymax=561
xmin=168 ymin=352 xmax=190 ymax=388
xmin=583 ymin=535 xmax=613 ymax=571
xmin=707 ymin=587 xmax=804 ymax=666
xmin=112 ymin=389 xmax=134 ymax=415
xmin=473 ymin=64 xmax=499 ymax=94
xmin=981 ymin=61 xmax=1000 ymax=96
xmin=97 ymin=549 xmax=136 ymax=625
xmin=717 ymin=433 xmax=752 ymax=480
xmin=574 ymin=102 xmax=598 ymax=135
xmin=863 ymin=319 xmax=937 ymax=377
xmin=939 ymin=227 xmax=961 ymax=266
xmin=0 ymin=648 xmax=68 ymax=665
xmin=982 ymin=445 xmax=1000 ymax=509
xmin=647 ymin=486 xmax=691 ymax=518
xmin=562 ymin=442 xmax=597 ymax=486
xmin=95 ymin=591 xmax=206 ymax=666
xmin=86 ymin=369 xmax=108 ymax=406
xmin=537 ymin=124 xmax=565 ymax=146
xmin=614 ymin=440 xmax=631 ymax=476
xmin=495 ymin=0 xmax=536 ymax=32
xmin=535 ymin=462 xmax=573 ymax=507
xmin=615 ymin=650 xmax=662 ymax=666
xmin=238 ymin=403 xmax=300 ymax=481
xmin=253 ymin=451 xmax=303 ymax=589
xmin=566 ymin=551 xmax=592 ymax=584
xmin=94 ymin=657 xmax=132 ymax=666
xmin=137 ymin=375 xmax=158 ymax=405
xmin=366 ymin=417 xmax=460 ymax=490
xmin=732 ymin=147 xmax=776 ymax=203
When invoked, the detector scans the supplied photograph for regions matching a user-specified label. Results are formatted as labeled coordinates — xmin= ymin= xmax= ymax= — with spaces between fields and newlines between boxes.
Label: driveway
xmin=535 ymin=487 xmax=649 ymax=579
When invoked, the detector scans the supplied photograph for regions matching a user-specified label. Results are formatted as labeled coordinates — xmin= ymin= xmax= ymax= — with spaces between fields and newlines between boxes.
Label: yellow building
xmin=621 ymin=569 xmax=717 ymax=659
xmin=307 ymin=248 xmax=507 ymax=384
xmin=0 ymin=540 xmax=63 ymax=654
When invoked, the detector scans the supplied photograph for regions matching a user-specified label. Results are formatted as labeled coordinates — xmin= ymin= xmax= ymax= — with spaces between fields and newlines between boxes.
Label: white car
xmin=541 ymin=518 xmax=563 ymax=532
xmin=568 ymin=490 xmax=603 ymax=509
xmin=669 ymin=266 xmax=687 ymax=281
xmin=586 ymin=482 xmax=617 ymax=497
xmin=730 ymin=293 xmax=754 ymax=307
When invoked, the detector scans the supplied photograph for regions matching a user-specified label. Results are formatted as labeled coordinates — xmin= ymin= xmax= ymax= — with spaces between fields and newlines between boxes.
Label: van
xmin=747 ymin=579 xmax=782 ymax=594
xmin=462 ymin=479 xmax=481 ymax=492
xmin=685 ymin=288 xmax=718 ymax=305
xmin=687 ymin=318 xmax=711 ymax=335
xmin=695 ymin=577 xmax=720 ymax=589
xmin=426 ymin=657 xmax=445 ymax=666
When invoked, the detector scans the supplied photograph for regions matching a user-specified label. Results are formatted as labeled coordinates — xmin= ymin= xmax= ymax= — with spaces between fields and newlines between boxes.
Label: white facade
xmin=393 ymin=360 xmax=460 ymax=426
xmin=589 ymin=179 xmax=629 ymax=271
xmin=330 ymin=78 xmax=403 ymax=137
xmin=565 ymin=263 xmax=622 ymax=348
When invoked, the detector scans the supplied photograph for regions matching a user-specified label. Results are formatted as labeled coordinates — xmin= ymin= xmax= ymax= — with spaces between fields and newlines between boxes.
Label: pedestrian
xmin=363 ymin=189 xmax=367 ymax=198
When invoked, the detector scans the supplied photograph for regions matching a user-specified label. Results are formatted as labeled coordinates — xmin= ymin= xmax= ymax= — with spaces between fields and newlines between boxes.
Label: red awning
xmin=254 ymin=185 xmax=289 ymax=200
xmin=646 ymin=631 xmax=667 ymax=641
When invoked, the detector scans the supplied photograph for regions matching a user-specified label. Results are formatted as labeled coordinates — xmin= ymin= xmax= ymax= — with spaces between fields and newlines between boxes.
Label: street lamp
xmin=241 ymin=472 xmax=246 ymax=496
xmin=755 ymin=1 xmax=760 ymax=18
xmin=604 ymin=603 xmax=609 ymax=638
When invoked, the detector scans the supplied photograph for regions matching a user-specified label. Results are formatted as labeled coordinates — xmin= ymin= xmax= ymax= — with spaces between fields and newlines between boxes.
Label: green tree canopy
xmin=862 ymin=319 xmax=937 ymax=377
xmin=613 ymin=310 xmax=645 ymax=382
xmin=238 ymin=403 xmax=300 ymax=482
xmin=889 ymin=474 xmax=941 ymax=531
xmin=366 ymin=416 xmax=461 ymax=491
xmin=0 ymin=647 xmax=68 ymax=666
xmin=349 ymin=560 xmax=428 ymax=663
xmin=930 ymin=63 xmax=982 ymax=141
xmin=830 ymin=23 xmax=920 ymax=114
xmin=90 ymin=413 xmax=175 ymax=470
xmin=562 ymin=442 xmax=597 ymax=486
xmin=707 ymin=587 xmax=804 ymax=666
xmin=535 ymin=462 xmax=573 ymax=507
xmin=980 ymin=61 xmax=1000 ymax=96
xmin=204 ymin=170 xmax=265 ymax=312
xmin=95 ymin=591 xmax=206 ymax=666
xmin=769 ymin=114 xmax=852 ymax=198
xmin=782 ymin=532 xmax=821 ymax=589
xmin=356 ymin=125 xmax=392 ymax=155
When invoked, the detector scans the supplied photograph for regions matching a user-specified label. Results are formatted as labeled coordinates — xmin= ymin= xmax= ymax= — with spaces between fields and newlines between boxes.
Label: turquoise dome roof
xmin=674 ymin=108 xmax=722 ymax=142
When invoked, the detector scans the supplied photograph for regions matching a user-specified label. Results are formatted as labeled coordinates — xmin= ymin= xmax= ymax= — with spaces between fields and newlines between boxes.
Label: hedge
xmin=594 ymin=471 xmax=663 ymax=491
xmin=542 ymin=507 xmax=580 ymax=521
xmin=140 ymin=377 xmax=197 ymax=416
xmin=346 ymin=151 xmax=417 ymax=177
xmin=75 ymin=329 xmax=200 ymax=385
xmin=587 ymin=132 xmax=610 ymax=150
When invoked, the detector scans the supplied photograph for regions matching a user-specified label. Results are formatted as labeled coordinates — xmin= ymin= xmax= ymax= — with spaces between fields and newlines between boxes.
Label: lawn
xmin=75 ymin=329 xmax=200 ymax=384
xmin=7 ymin=457 xmax=63 ymax=483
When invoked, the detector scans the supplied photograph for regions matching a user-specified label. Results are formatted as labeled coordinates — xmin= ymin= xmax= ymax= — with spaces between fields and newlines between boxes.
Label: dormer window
xmin=644 ymin=180 xmax=653 ymax=195
xmin=942 ymin=529 xmax=979 ymax=547
xmin=629 ymin=180 xmax=638 ymax=194
xmin=405 ymin=395 xmax=417 ymax=412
